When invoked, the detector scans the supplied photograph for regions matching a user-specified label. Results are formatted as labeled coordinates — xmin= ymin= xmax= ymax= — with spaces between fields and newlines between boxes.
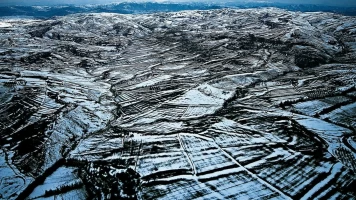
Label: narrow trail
xmin=215 ymin=144 xmax=293 ymax=200
xmin=177 ymin=133 xmax=197 ymax=176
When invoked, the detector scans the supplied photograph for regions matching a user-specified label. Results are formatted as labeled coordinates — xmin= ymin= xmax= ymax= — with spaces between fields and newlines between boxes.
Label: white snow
xmin=0 ymin=150 xmax=33 ymax=200
xmin=28 ymin=167 xmax=82 ymax=199
xmin=127 ymin=75 xmax=172 ymax=89
xmin=211 ymin=118 xmax=238 ymax=131
xmin=0 ymin=22 xmax=12 ymax=28
xmin=301 ymin=163 xmax=343 ymax=200
xmin=293 ymin=100 xmax=331 ymax=116
xmin=296 ymin=117 xmax=351 ymax=137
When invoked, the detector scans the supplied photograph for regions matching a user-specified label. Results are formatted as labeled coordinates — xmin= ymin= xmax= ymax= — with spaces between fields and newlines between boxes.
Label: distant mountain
xmin=0 ymin=2 xmax=356 ymax=19
xmin=0 ymin=2 xmax=223 ymax=19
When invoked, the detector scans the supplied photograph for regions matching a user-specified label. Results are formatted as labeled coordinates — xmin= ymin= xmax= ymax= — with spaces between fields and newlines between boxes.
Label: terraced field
xmin=0 ymin=8 xmax=355 ymax=199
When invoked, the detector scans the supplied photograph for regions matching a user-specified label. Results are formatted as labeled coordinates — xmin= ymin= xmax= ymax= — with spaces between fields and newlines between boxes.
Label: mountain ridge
xmin=1 ymin=2 xmax=356 ymax=19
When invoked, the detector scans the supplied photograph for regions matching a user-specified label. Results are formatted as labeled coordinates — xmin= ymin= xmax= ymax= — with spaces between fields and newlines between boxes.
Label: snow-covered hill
xmin=0 ymin=8 xmax=355 ymax=199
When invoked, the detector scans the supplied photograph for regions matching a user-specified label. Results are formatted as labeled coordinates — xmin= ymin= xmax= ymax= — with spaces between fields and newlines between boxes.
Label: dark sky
xmin=1 ymin=0 xmax=356 ymax=6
